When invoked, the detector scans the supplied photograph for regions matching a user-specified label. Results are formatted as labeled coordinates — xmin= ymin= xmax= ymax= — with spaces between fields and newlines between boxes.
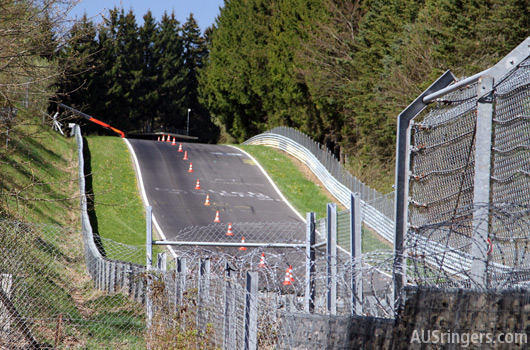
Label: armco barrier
xmin=243 ymin=130 xmax=394 ymax=243
xmin=75 ymin=124 xmax=146 ymax=301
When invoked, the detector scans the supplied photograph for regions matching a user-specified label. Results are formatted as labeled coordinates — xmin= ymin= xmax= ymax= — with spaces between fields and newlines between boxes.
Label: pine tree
xmin=138 ymin=11 xmax=160 ymax=132
xmin=154 ymin=12 xmax=187 ymax=130
xmin=53 ymin=15 xmax=102 ymax=132
xmin=182 ymin=14 xmax=218 ymax=142
xmin=199 ymin=0 xmax=270 ymax=142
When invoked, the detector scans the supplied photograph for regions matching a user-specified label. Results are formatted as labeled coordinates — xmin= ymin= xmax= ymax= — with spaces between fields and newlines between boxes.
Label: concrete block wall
xmin=282 ymin=287 xmax=530 ymax=349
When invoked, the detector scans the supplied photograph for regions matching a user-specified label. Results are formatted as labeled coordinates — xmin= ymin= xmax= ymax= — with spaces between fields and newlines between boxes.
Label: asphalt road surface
xmin=127 ymin=139 xmax=303 ymax=240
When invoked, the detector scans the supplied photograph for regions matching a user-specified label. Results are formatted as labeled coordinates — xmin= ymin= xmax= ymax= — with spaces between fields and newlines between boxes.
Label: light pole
xmin=187 ymin=108 xmax=191 ymax=136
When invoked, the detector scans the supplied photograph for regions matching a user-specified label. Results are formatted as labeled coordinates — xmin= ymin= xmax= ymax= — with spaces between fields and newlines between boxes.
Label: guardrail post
xmin=351 ymin=193 xmax=363 ymax=315
xmin=470 ymin=76 xmax=494 ymax=288
xmin=244 ymin=271 xmax=258 ymax=350
xmin=223 ymin=261 xmax=236 ymax=350
xmin=198 ymin=258 xmax=211 ymax=334
xmin=327 ymin=203 xmax=337 ymax=315
xmin=145 ymin=206 xmax=153 ymax=328
xmin=305 ymin=212 xmax=316 ymax=313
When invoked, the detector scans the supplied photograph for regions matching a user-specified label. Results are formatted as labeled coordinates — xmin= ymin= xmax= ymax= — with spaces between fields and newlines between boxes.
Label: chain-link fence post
xmin=351 ymin=193 xmax=363 ymax=315
xmin=470 ymin=76 xmax=494 ymax=288
xmin=176 ymin=257 xmax=187 ymax=306
xmin=145 ymin=206 xmax=153 ymax=329
xmin=305 ymin=212 xmax=316 ymax=313
xmin=198 ymin=258 xmax=211 ymax=334
xmin=244 ymin=271 xmax=258 ymax=350
xmin=223 ymin=261 xmax=236 ymax=350
xmin=327 ymin=203 xmax=337 ymax=315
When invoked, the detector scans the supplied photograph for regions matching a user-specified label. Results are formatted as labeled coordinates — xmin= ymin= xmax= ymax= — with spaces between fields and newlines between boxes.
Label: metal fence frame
xmin=394 ymin=37 xmax=530 ymax=305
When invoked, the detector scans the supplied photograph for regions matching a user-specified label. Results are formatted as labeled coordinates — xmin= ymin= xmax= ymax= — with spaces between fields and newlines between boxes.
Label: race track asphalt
xmin=127 ymin=139 xmax=304 ymax=240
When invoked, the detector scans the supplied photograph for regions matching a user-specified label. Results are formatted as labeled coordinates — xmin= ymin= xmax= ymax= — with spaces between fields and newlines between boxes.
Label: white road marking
xmin=228 ymin=145 xmax=306 ymax=222
xmin=210 ymin=152 xmax=243 ymax=156
xmin=153 ymin=187 xmax=281 ymax=201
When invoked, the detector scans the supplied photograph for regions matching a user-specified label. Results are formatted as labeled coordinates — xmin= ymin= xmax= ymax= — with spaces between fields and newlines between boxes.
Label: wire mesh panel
xmin=489 ymin=57 xmax=530 ymax=284
xmin=407 ymin=83 xmax=478 ymax=282
xmin=405 ymin=45 xmax=530 ymax=288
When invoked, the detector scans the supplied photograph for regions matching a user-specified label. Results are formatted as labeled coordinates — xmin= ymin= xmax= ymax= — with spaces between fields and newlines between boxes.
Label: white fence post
xmin=145 ymin=206 xmax=153 ymax=328
xmin=223 ymin=261 xmax=236 ymax=350
xmin=176 ymin=257 xmax=187 ymax=306
xmin=197 ymin=258 xmax=211 ymax=334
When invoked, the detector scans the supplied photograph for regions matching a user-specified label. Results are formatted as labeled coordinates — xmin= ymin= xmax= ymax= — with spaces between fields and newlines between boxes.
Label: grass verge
xmin=0 ymin=112 xmax=145 ymax=348
xmin=0 ymin=109 xmax=78 ymax=225
xmin=84 ymin=136 xmax=147 ymax=262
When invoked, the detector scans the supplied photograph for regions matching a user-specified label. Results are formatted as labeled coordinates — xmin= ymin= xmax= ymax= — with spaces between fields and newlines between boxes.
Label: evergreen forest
xmin=55 ymin=0 xmax=530 ymax=190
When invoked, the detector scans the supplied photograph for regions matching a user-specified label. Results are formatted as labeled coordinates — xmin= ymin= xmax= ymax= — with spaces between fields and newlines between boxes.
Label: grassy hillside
xmin=0 ymin=114 xmax=145 ymax=348
xmin=0 ymin=110 xmax=79 ymax=225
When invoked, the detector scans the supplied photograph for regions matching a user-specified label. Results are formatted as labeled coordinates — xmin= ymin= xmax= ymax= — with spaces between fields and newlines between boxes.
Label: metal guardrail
xmin=243 ymin=131 xmax=394 ymax=243
xmin=75 ymin=124 xmax=146 ymax=300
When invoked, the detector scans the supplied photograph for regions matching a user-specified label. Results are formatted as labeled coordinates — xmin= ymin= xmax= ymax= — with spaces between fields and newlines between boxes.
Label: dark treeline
xmin=54 ymin=8 xmax=219 ymax=142
xmin=200 ymin=0 xmax=530 ymax=190
xmin=55 ymin=1 xmax=530 ymax=190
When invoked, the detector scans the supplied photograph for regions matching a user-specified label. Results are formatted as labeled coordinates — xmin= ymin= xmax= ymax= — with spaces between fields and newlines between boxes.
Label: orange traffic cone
xmin=226 ymin=223 xmax=234 ymax=236
xmin=166 ymin=135 xmax=171 ymax=142
xmin=239 ymin=237 xmax=247 ymax=251
xmin=214 ymin=210 xmax=221 ymax=223
xmin=204 ymin=194 xmax=211 ymax=206
xmin=162 ymin=135 xmax=165 ymax=142
xmin=188 ymin=163 xmax=194 ymax=173
xmin=157 ymin=136 xmax=160 ymax=141
xmin=172 ymin=137 xmax=176 ymax=146
xmin=259 ymin=253 xmax=266 ymax=267
xmin=289 ymin=265 xmax=294 ymax=282
xmin=183 ymin=151 xmax=188 ymax=160
xmin=178 ymin=143 xmax=183 ymax=152
xmin=282 ymin=268 xmax=292 ymax=285
xmin=195 ymin=179 xmax=201 ymax=190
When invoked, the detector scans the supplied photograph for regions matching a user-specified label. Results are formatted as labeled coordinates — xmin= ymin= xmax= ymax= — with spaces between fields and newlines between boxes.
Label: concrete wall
xmin=282 ymin=287 xmax=530 ymax=349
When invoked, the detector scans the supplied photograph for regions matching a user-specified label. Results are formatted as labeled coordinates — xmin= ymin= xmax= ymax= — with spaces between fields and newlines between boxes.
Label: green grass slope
xmin=0 ymin=114 xmax=145 ymax=349
xmin=0 ymin=110 xmax=78 ymax=225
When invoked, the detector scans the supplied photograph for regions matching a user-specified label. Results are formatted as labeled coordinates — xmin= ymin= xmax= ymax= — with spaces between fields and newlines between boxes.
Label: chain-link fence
xmin=0 ymin=220 xmax=146 ymax=349
xmin=0 ymin=217 xmax=396 ymax=348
